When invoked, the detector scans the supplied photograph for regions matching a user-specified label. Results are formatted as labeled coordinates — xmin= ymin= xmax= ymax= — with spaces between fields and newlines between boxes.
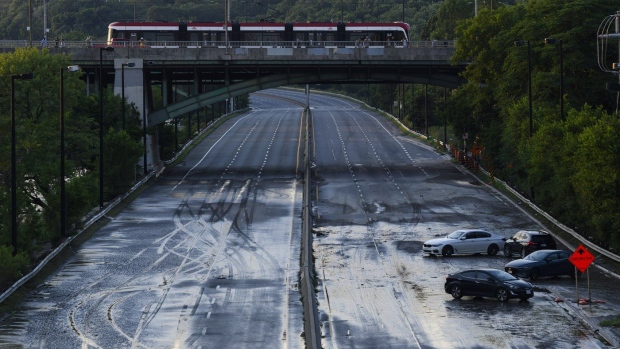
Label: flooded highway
xmin=0 ymin=95 xmax=306 ymax=349
xmin=0 ymin=89 xmax=618 ymax=349
xmin=301 ymin=91 xmax=620 ymax=349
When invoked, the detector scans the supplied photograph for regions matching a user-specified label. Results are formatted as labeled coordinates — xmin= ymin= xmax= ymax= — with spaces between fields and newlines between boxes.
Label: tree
xmin=103 ymin=129 xmax=144 ymax=199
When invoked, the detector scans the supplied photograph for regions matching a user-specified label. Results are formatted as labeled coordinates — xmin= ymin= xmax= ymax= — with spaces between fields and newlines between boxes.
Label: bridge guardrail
xmin=0 ymin=40 xmax=455 ymax=50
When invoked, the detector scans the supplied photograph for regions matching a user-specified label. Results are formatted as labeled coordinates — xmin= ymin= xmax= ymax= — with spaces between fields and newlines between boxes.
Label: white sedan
xmin=423 ymin=229 xmax=506 ymax=257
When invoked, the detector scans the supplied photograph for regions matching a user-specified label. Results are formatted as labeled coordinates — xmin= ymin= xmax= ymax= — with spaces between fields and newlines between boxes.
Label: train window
xmin=209 ymin=32 xmax=218 ymax=43
xmin=263 ymin=33 xmax=280 ymax=43
xmin=244 ymin=32 xmax=261 ymax=42
xmin=113 ymin=31 xmax=126 ymax=39
xmin=156 ymin=33 xmax=174 ymax=42
xmin=350 ymin=33 xmax=366 ymax=41
xmin=295 ymin=33 xmax=305 ymax=41
xmin=143 ymin=33 xmax=156 ymax=42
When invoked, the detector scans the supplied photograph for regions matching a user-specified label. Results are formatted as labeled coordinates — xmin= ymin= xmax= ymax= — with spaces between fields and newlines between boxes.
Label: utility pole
xmin=43 ymin=0 xmax=48 ymax=40
xmin=28 ymin=0 xmax=32 ymax=46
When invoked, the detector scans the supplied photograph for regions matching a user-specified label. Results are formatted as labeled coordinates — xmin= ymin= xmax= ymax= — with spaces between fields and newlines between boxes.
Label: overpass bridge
xmin=2 ymin=41 xmax=467 ymax=170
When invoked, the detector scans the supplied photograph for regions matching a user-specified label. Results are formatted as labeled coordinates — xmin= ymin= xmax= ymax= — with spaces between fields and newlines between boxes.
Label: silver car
xmin=423 ymin=229 xmax=506 ymax=257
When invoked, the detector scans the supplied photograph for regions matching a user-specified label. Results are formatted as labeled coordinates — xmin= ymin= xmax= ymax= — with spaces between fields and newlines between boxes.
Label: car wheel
xmin=450 ymin=285 xmax=463 ymax=299
xmin=520 ymin=248 xmax=527 ymax=258
xmin=529 ymin=268 xmax=540 ymax=280
xmin=442 ymin=246 xmax=454 ymax=257
xmin=503 ymin=245 xmax=512 ymax=257
xmin=496 ymin=288 xmax=509 ymax=302
xmin=487 ymin=244 xmax=499 ymax=256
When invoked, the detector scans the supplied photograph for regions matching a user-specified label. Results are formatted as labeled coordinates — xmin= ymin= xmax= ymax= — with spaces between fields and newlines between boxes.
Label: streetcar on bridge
xmin=107 ymin=21 xmax=410 ymax=48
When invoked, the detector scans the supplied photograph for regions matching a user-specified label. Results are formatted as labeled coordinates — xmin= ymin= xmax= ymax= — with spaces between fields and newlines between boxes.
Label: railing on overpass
xmin=0 ymin=39 xmax=456 ymax=50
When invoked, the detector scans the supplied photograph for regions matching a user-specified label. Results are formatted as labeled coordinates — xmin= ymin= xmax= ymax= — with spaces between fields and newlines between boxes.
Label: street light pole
xmin=60 ymin=65 xmax=79 ymax=238
xmin=99 ymin=46 xmax=114 ymax=209
xmin=11 ymin=72 xmax=34 ymax=256
xmin=545 ymin=38 xmax=564 ymax=120
xmin=225 ymin=0 xmax=229 ymax=52
xmin=121 ymin=62 xmax=135 ymax=130
xmin=515 ymin=40 xmax=533 ymax=136
xmin=142 ymin=71 xmax=147 ymax=176
xmin=28 ymin=0 xmax=32 ymax=47
xmin=60 ymin=67 xmax=66 ymax=238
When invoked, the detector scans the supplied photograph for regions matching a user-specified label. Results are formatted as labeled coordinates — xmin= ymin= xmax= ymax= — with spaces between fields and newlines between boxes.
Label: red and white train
xmin=107 ymin=21 xmax=410 ymax=47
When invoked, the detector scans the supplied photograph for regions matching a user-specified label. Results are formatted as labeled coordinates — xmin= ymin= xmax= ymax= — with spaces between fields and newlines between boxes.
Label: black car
xmin=503 ymin=230 xmax=557 ymax=258
xmin=444 ymin=268 xmax=534 ymax=302
xmin=504 ymin=249 xmax=580 ymax=280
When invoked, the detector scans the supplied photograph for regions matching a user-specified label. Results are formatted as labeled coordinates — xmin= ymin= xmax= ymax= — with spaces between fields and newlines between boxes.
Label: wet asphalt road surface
xmin=294 ymin=90 xmax=620 ymax=349
xmin=0 ymin=89 xmax=619 ymax=349
xmin=0 ymin=94 xmax=306 ymax=348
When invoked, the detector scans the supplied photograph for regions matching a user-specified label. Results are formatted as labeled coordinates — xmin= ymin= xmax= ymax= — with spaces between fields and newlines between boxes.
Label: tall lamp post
xmin=515 ymin=40 xmax=533 ymax=137
xmin=60 ymin=66 xmax=79 ymax=238
xmin=121 ymin=62 xmax=135 ymax=130
xmin=99 ymin=46 xmax=114 ymax=209
xmin=11 ymin=72 xmax=34 ymax=256
xmin=544 ymin=38 xmax=564 ymax=120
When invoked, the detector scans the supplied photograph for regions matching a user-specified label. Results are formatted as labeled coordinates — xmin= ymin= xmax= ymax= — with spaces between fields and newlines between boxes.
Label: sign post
xmin=568 ymin=244 xmax=595 ymax=303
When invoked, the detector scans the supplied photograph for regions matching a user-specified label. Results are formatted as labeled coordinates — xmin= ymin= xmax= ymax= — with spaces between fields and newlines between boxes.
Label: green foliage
xmin=157 ymin=122 xmax=177 ymax=161
xmin=444 ymin=0 xmax=620 ymax=252
xmin=0 ymin=246 xmax=30 ymax=287
xmin=103 ymin=129 xmax=144 ymax=199
xmin=0 ymin=48 xmax=148 ymax=268
xmin=600 ymin=315 xmax=620 ymax=327
xmin=571 ymin=108 xmax=620 ymax=245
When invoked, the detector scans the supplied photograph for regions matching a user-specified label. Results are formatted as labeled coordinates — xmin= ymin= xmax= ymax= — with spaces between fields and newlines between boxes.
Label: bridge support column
xmin=113 ymin=58 xmax=161 ymax=174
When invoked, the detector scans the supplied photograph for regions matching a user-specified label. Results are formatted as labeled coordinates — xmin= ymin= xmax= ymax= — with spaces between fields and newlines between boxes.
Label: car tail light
xmin=527 ymin=241 xmax=537 ymax=246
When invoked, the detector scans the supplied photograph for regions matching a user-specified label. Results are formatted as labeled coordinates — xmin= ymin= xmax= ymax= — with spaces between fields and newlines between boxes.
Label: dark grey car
xmin=504 ymin=249 xmax=580 ymax=280
xmin=503 ymin=230 xmax=557 ymax=258
xmin=445 ymin=268 xmax=534 ymax=302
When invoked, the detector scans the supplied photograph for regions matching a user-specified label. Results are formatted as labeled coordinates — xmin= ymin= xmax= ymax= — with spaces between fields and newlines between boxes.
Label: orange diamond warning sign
xmin=569 ymin=244 xmax=595 ymax=273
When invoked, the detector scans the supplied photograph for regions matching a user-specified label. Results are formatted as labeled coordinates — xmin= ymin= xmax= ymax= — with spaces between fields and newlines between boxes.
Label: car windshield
xmin=447 ymin=231 xmax=465 ymax=239
xmin=486 ymin=270 xmax=518 ymax=281
xmin=524 ymin=250 xmax=548 ymax=261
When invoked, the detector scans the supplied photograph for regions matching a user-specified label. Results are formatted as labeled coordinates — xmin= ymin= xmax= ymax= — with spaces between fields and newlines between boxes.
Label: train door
xmin=294 ymin=31 xmax=306 ymax=46
xmin=284 ymin=23 xmax=294 ymax=42
xmin=231 ymin=22 xmax=241 ymax=46
xmin=179 ymin=23 xmax=188 ymax=42
xmin=308 ymin=32 xmax=323 ymax=46
xmin=336 ymin=22 xmax=345 ymax=46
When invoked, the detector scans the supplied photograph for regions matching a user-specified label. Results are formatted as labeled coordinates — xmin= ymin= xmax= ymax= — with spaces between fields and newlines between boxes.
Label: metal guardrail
xmin=477 ymin=166 xmax=620 ymax=265
xmin=301 ymin=106 xmax=321 ymax=349
xmin=0 ymin=40 xmax=455 ymax=49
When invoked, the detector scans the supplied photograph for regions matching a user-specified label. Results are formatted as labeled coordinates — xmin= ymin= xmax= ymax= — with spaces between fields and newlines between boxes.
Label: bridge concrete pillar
xmin=113 ymin=58 xmax=161 ymax=174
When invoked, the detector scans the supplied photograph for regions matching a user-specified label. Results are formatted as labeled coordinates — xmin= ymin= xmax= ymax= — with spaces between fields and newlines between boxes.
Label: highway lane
xmin=0 ymin=96 xmax=306 ymax=349
xmin=303 ymin=90 xmax=617 ymax=349
xmin=1 ymin=89 xmax=619 ymax=349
